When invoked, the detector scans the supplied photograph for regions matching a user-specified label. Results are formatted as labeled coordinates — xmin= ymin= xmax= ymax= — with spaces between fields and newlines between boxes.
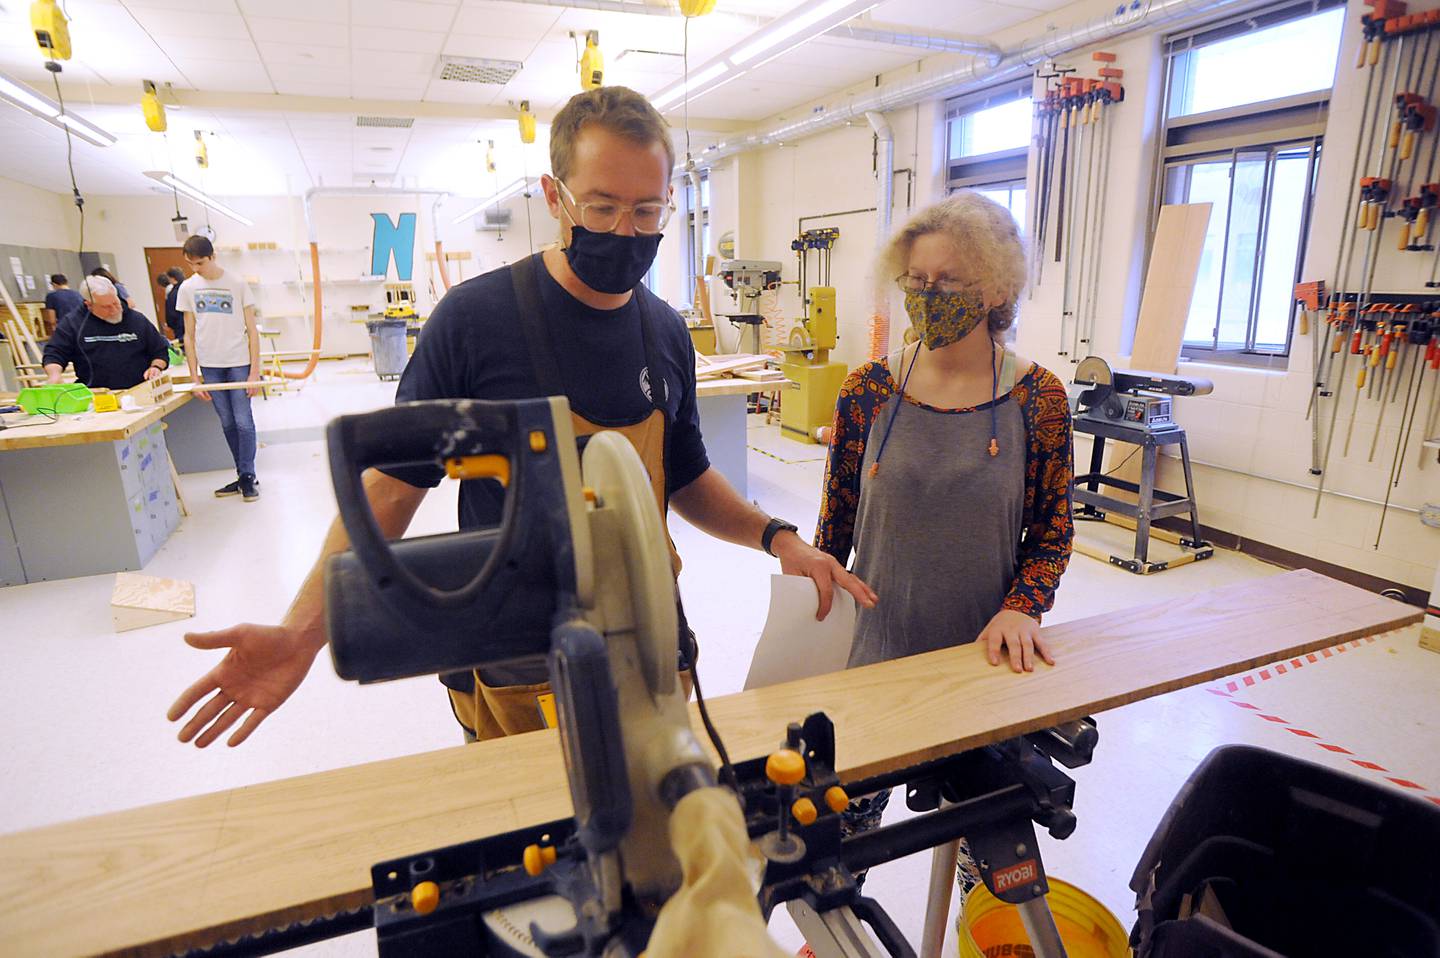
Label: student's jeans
xmin=201 ymin=365 xmax=257 ymax=477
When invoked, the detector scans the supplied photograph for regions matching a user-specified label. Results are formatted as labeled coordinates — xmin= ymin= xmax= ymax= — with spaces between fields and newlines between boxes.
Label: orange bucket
xmin=958 ymin=876 xmax=1131 ymax=958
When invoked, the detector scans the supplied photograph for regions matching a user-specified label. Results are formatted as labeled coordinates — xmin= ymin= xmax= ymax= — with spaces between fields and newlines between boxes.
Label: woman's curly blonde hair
xmin=880 ymin=190 xmax=1027 ymax=335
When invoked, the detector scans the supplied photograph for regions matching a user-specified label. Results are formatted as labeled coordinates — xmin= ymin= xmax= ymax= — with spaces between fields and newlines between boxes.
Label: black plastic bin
xmin=1130 ymin=745 xmax=1440 ymax=958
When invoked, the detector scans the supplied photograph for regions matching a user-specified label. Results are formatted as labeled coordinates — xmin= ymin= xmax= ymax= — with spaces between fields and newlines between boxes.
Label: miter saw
xmin=308 ymin=397 xmax=1096 ymax=958
xmin=1070 ymin=356 xmax=1213 ymax=432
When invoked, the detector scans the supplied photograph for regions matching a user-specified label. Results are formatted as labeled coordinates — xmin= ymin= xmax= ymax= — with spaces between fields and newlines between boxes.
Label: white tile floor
xmin=2 ymin=359 xmax=1437 ymax=956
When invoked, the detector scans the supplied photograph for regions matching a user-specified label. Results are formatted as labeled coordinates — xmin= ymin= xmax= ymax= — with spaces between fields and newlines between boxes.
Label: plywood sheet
xmin=1106 ymin=202 xmax=1212 ymax=496
xmin=110 ymin=573 xmax=195 ymax=633
xmin=0 ymin=570 xmax=1418 ymax=958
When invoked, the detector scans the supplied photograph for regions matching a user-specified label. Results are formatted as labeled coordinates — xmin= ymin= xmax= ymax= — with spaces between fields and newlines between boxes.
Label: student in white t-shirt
xmin=177 ymin=235 xmax=263 ymax=501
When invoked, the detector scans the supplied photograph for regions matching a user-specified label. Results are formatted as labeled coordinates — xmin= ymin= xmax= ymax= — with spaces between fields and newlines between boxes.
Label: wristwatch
xmin=761 ymin=517 xmax=800 ymax=557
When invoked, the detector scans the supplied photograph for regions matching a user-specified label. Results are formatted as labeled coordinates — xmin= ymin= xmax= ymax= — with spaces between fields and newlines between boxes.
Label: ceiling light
xmin=0 ymin=71 xmax=116 ymax=147
xmin=731 ymin=0 xmax=879 ymax=65
xmin=451 ymin=178 xmax=533 ymax=225
xmin=143 ymin=171 xmax=254 ymax=226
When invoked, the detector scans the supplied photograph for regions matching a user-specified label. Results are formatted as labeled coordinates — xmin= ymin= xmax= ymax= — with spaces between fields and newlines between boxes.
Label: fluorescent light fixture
xmin=648 ymin=0 xmax=879 ymax=113
xmin=143 ymin=171 xmax=254 ymax=227
xmin=731 ymin=0 xmax=877 ymax=65
xmin=0 ymin=71 xmax=117 ymax=147
xmin=452 ymin=177 xmax=534 ymax=225
xmin=651 ymin=62 xmax=733 ymax=109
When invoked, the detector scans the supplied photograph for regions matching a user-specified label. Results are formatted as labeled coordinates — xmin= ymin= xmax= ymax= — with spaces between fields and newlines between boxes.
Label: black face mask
xmin=563 ymin=225 xmax=663 ymax=295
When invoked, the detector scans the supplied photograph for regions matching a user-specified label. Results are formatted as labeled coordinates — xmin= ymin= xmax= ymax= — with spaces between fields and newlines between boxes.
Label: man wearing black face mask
xmin=166 ymin=86 xmax=877 ymax=750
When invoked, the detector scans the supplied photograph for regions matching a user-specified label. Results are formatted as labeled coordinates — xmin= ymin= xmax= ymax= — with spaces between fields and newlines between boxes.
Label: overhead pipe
xmin=296 ymin=186 xmax=449 ymax=381
xmin=865 ymin=111 xmax=894 ymax=360
xmin=692 ymin=0 xmax=1265 ymax=168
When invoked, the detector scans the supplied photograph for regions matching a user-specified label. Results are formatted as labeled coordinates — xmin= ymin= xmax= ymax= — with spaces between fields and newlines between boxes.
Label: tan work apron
xmin=448 ymin=254 xmax=690 ymax=741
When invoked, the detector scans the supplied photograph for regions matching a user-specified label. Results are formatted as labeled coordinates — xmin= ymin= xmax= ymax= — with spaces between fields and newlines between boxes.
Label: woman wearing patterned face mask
xmin=817 ymin=190 xmax=1074 ymax=674
xmin=814 ymin=190 xmax=1076 ymax=885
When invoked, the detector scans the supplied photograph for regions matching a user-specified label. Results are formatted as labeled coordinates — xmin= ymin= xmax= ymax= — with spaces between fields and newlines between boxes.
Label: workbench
xmin=0 ymin=571 xmax=1417 ymax=956
xmin=696 ymin=376 xmax=784 ymax=498
xmin=0 ymin=394 xmax=188 ymax=585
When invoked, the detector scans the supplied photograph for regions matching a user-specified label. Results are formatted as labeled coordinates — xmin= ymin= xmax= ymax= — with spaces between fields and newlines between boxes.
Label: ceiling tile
xmin=351 ymin=50 xmax=435 ymax=76
xmin=236 ymin=0 xmax=347 ymax=23
xmin=125 ymin=7 xmax=248 ymax=38
xmin=170 ymin=59 xmax=275 ymax=92
xmin=421 ymin=82 xmax=502 ymax=105
xmin=158 ymin=35 xmax=262 ymax=63
xmin=350 ymin=26 xmax=446 ymax=55
xmin=258 ymin=42 xmax=350 ymax=68
xmin=350 ymin=0 xmax=459 ymax=32
xmin=118 ymin=0 xmax=241 ymax=11
xmin=440 ymin=34 xmax=536 ymax=62
xmin=245 ymin=16 xmax=348 ymax=46
xmin=451 ymin=1 xmax=561 ymax=40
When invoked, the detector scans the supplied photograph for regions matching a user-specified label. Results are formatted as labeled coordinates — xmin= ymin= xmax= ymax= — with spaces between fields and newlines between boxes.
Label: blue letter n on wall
xmin=371 ymin=212 xmax=417 ymax=281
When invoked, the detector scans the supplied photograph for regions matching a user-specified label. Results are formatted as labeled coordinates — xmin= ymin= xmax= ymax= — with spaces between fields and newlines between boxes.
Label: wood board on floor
xmin=0 ymin=570 xmax=1419 ymax=958
xmin=110 ymin=572 xmax=195 ymax=633
xmin=1105 ymin=203 xmax=1212 ymax=498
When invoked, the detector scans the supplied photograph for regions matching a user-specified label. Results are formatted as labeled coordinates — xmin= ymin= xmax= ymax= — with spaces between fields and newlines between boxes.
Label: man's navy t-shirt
xmin=44 ymin=288 xmax=83 ymax=324
xmin=384 ymin=253 xmax=710 ymax=530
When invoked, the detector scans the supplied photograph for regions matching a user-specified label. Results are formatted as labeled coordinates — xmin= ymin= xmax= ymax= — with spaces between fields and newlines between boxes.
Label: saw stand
xmin=744 ymin=713 xmax=1098 ymax=958
xmin=1071 ymin=418 xmax=1213 ymax=574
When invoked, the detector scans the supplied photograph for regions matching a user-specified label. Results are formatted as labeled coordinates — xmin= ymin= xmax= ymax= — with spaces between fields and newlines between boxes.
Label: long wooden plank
xmin=0 ymin=571 xmax=1418 ymax=958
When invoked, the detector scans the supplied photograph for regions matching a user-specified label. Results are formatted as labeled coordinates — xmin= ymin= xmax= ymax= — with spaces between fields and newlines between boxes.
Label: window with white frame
xmin=946 ymin=83 xmax=1031 ymax=231
xmin=1159 ymin=0 xmax=1343 ymax=362
xmin=684 ymin=174 xmax=710 ymax=305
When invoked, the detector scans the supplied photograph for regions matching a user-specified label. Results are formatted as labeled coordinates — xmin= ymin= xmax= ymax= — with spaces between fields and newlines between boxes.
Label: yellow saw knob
xmin=523 ymin=844 xmax=557 ymax=877
xmin=791 ymin=797 xmax=818 ymax=827
xmin=765 ymin=748 xmax=805 ymax=786
xmin=411 ymin=881 xmax=440 ymax=915
xmin=824 ymin=786 xmax=850 ymax=813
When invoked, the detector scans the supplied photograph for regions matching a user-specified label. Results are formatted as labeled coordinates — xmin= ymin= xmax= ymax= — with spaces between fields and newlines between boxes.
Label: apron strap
xmin=510 ymin=253 xmax=565 ymax=397
xmin=632 ymin=285 xmax=667 ymax=415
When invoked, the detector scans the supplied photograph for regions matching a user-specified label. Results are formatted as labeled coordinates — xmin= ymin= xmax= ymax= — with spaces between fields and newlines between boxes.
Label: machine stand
xmin=1071 ymin=419 xmax=1213 ymax=574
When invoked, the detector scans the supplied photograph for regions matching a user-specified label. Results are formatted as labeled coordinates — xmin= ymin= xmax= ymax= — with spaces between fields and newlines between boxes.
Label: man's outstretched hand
xmin=167 ymin=623 xmax=323 ymax=747
xmin=771 ymin=532 xmax=878 ymax=621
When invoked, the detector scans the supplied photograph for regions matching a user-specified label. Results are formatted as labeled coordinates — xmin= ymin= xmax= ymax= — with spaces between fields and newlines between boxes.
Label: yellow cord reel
xmin=579 ymin=30 xmax=603 ymax=90
xmin=31 ymin=0 xmax=71 ymax=62
xmin=517 ymin=100 xmax=536 ymax=145
xmin=679 ymin=0 xmax=717 ymax=14
xmin=142 ymin=80 xmax=167 ymax=133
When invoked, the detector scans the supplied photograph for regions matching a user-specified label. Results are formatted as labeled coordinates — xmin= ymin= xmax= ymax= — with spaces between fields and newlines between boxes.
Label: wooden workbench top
xmin=0 ymin=393 xmax=189 ymax=452
xmin=0 ymin=570 xmax=1419 ymax=957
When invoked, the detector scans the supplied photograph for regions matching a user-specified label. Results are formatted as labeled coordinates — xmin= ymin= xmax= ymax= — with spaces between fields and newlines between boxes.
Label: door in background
xmin=144 ymin=247 xmax=190 ymax=337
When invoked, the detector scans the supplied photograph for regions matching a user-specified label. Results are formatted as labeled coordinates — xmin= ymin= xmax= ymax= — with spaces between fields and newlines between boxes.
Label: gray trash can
xmin=366 ymin=318 xmax=409 ymax=381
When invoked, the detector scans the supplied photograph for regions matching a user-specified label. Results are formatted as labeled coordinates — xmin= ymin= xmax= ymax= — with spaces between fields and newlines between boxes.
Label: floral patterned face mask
xmin=904 ymin=289 xmax=986 ymax=349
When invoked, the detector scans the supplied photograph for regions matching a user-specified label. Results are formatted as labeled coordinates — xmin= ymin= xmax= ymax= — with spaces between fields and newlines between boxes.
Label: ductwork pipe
xmin=865 ymin=111 xmax=894 ymax=360
xmin=693 ymin=0 xmax=1263 ymax=167
xmin=831 ymin=24 xmax=1000 ymax=61
xmin=687 ymin=167 xmax=706 ymax=323
xmin=296 ymin=186 xmax=449 ymax=381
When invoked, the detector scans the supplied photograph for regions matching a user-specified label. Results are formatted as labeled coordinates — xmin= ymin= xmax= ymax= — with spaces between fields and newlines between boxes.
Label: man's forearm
xmin=44 ymin=362 xmax=64 ymax=384
xmin=668 ymin=467 xmax=771 ymax=550
xmin=184 ymin=332 xmax=199 ymax=379
xmin=283 ymin=469 xmax=427 ymax=644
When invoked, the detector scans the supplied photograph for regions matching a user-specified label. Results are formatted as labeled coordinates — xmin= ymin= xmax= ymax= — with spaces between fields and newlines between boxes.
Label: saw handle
xmin=327 ymin=399 xmax=529 ymax=610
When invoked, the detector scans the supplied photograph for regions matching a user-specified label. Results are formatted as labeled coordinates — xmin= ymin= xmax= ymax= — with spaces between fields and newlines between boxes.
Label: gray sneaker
xmin=214 ymin=479 xmax=242 ymax=497
xmin=239 ymin=474 xmax=260 ymax=502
